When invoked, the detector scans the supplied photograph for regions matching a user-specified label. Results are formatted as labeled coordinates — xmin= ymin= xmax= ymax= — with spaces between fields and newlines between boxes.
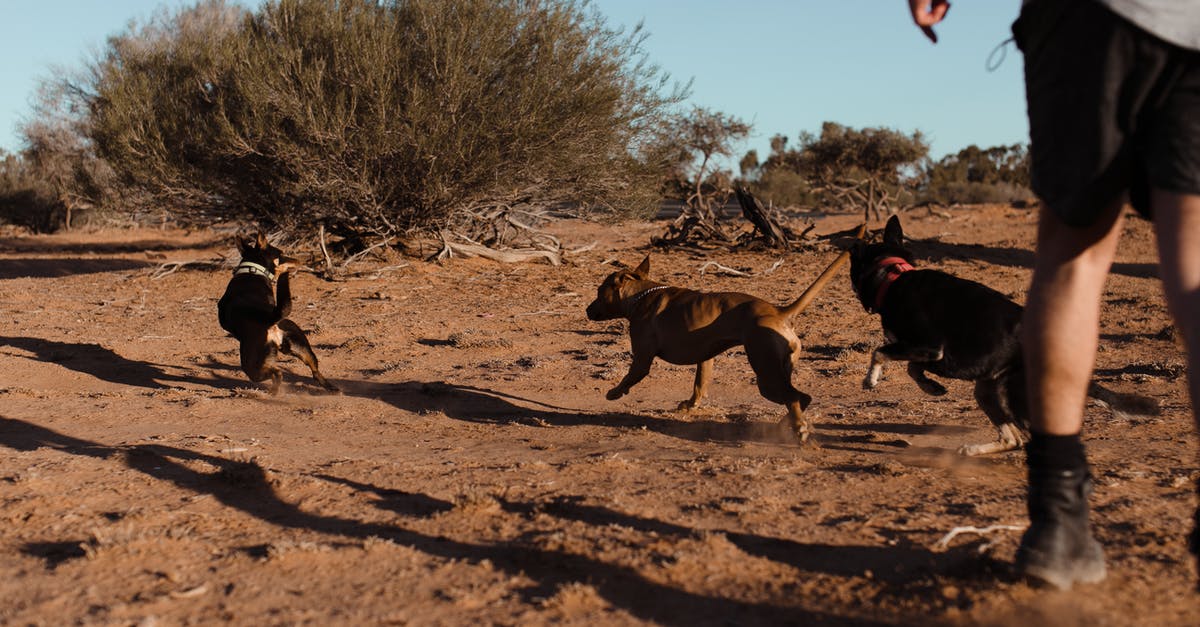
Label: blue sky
xmin=0 ymin=1 xmax=1027 ymax=162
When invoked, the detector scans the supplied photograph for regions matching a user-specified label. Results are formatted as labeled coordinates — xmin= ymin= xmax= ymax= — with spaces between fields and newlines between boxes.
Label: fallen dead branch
xmin=932 ymin=524 xmax=1026 ymax=552
xmin=435 ymin=234 xmax=562 ymax=266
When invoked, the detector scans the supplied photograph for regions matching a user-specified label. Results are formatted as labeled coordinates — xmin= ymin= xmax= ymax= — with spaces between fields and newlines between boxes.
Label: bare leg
xmin=1150 ymin=190 xmax=1200 ymax=582
xmin=1151 ymin=190 xmax=1200 ymax=429
xmin=1022 ymin=198 xmax=1126 ymax=434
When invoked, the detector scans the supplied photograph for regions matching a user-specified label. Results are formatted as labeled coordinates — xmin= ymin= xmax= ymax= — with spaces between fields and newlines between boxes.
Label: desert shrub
xmin=919 ymin=180 xmax=1033 ymax=205
xmin=0 ymin=152 xmax=60 ymax=231
xmin=79 ymin=0 xmax=682 ymax=242
xmin=744 ymin=168 xmax=817 ymax=209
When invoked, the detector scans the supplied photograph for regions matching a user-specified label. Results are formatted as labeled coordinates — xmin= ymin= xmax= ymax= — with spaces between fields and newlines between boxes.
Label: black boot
xmin=1015 ymin=439 xmax=1106 ymax=590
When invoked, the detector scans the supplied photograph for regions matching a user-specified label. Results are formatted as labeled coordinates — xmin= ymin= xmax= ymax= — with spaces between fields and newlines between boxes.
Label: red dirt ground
xmin=0 ymin=204 xmax=1196 ymax=625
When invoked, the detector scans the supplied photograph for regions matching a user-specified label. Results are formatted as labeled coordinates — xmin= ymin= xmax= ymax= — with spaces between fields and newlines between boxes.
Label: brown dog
xmin=217 ymin=231 xmax=338 ymax=394
xmin=586 ymin=233 xmax=862 ymax=441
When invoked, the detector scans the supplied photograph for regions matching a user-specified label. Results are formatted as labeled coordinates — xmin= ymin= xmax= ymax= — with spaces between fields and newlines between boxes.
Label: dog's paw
xmin=605 ymin=387 xmax=626 ymax=401
xmin=956 ymin=443 xmax=984 ymax=457
xmin=675 ymin=399 xmax=698 ymax=412
xmin=862 ymin=365 xmax=882 ymax=390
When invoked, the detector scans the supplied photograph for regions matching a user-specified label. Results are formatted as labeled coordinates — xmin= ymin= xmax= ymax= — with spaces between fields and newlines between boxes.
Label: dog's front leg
xmin=607 ymin=351 xmax=654 ymax=401
xmin=676 ymin=359 xmax=713 ymax=411
xmin=863 ymin=341 xmax=944 ymax=389
xmin=906 ymin=362 xmax=948 ymax=396
xmin=273 ymin=269 xmax=293 ymax=320
xmin=958 ymin=422 xmax=1024 ymax=456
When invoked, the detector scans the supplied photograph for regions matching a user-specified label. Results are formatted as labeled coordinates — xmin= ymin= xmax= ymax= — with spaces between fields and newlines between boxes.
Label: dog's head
xmin=849 ymin=215 xmax=915 ymax=301
xmin=235 ymin=231 xmax=300 ymax=276
xmin=585 ymin=255 xmax=651 ymax=321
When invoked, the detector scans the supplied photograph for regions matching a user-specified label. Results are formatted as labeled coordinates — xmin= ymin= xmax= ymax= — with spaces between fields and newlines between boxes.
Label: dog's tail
xmin=780 ymin=223 xmax=868 ymax=319
xmin=1087 ymin=381 xmax=1162 ymax=418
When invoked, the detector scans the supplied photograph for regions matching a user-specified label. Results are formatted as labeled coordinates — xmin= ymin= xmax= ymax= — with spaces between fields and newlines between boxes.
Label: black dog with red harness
xmin=848 ymin=216 xmax=1156 ymax=455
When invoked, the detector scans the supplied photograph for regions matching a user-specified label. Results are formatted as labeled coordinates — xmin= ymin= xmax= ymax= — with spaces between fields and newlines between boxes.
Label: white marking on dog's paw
xmin=863 ymin=365 xmax=882 ymax=390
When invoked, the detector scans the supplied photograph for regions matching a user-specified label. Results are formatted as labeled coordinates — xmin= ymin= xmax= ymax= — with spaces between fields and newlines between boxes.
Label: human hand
xmin=908 ymin=0 xmax=951 ymax=43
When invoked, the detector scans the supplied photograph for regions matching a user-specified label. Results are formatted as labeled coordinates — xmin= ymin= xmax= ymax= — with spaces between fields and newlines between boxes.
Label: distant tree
xmin=19 ymin=76 xmax=119 ymax=230
xmin=927 ymin=143 xmax=1029 ymax=187
xmin=738 ymin=149 xmax=760 ymax=180
xmin=922 ymin=143 xmax=1032 ymax=205
xmin=796 ymin=122 xmax=929 ymax=221
xmin=663 ymin=106 xmax=750 ymax=216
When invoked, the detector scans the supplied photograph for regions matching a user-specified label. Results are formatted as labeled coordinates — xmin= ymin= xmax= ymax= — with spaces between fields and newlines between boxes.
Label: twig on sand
xmin=699 ymin=259 xmax=785 ymax=277
xmin=342 ymin=263 xmax=411 ymax=280
xmin=699 ymin=261 xmax=752 ymax=277
xmin=151 ymin=259 xmax=224 ymax=280
xmin=932 ymin=523 xmax=1026 ymax=552
xmin=318 ymin=224 xmax=336 ymax=278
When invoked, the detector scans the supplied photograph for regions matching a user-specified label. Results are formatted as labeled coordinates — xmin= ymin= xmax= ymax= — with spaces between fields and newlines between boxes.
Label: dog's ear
xmin=235 ymin=234 xmax=252 ymax=255
xmin=632 ymin=255 xmax=651 ymax=279
xmin=255 ymin=231 xmax=269 ymax=249
xmin=883 ymin=215 xmax=903 ymax=247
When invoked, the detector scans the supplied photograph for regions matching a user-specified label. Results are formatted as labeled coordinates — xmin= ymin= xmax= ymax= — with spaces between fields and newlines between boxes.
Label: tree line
xmin=0 ymin=0 xmax=1031 ymax=245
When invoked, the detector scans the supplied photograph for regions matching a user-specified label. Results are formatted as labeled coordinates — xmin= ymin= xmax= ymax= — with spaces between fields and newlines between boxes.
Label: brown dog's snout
xmin=585 ymin=299 xmax=613 ymax=321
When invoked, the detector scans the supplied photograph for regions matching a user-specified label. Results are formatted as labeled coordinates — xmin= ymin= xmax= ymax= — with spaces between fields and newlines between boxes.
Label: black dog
xmin=217 ymin=231 xmax=338 ymax=394
xmin=849 ymin=216 xmax=1157 ymax=455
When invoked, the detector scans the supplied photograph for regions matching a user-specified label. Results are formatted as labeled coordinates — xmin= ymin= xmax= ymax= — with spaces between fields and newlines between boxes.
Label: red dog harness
xmin=860 ymin=256 xmax=914 ymax=313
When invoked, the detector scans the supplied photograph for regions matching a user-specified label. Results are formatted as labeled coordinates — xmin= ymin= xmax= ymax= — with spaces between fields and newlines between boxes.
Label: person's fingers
xmin=909 ymin=0 xmax=951 ymax=43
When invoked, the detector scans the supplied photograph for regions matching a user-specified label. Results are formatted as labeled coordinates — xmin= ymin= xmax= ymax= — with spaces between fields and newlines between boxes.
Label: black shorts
xmin=1013 ymin=0 xmax=1200 ymax=226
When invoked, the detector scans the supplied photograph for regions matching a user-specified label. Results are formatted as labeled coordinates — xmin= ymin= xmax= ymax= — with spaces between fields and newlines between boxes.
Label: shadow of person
xmin=494 ymin=494 xmax=1011 ymax=589
xmin=0 ymin=416 xmax=887 ymax=626
xmin=0 ymin=335 xmax=244 ymax=391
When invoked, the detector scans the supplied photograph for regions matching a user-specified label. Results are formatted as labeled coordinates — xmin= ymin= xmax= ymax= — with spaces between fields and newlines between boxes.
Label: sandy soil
xmin=0 ymin=205 xmax=1196 ymax=626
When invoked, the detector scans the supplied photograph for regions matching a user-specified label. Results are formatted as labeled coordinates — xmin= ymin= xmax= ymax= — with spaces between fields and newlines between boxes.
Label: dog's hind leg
xmin=745 ymin=327 xmax=813 ymax=440
xmin=278 ymin=319 xmax=339 ymax=392
xmin=241 ymin=339 xmax=284 ymax=394
xmin=273 ymin=271 xmax=293 ymax=320
xmin=959 ymin=378 xmax=1026 ymax=456
xmin=677 ymin=359 xmax=713 ymax=412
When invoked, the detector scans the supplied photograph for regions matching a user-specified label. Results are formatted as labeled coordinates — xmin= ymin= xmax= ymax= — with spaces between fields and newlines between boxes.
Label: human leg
xmin=1022 ymin=198 xmax=1126 ymax=435
xmin=1151 ymin=189 xmax=1200 ymax=585
xmin=1015 ymin=199 xmax=1125 ymax=589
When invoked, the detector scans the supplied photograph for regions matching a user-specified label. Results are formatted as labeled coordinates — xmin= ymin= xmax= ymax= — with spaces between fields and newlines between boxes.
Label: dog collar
xmin=858 ymin=256 xmax=913 ymax=314
xmin=624 ymin=285 xmax=671 ymax=316
xmin=233 ymin=261 xmax=273 ymax=281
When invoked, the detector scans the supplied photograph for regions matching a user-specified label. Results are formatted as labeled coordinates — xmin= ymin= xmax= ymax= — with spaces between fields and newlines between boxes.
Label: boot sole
xmin=1018 ymin=551 xmax=1107 ymax=590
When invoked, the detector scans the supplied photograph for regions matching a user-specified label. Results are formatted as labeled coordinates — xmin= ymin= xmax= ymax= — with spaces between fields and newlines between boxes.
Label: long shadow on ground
xmin=0 ymin=416 xmax=902 ymax=626
xmin=909 ymin=237 xmax=1156 ymax=280
xmin=0 ymin=257 xmax=153 ymax=279
xmin=0 ymin=336 xmax=244 ymax=391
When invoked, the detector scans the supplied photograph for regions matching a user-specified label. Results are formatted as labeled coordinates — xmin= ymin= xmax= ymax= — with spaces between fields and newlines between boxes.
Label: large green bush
xmin=83 ymin=0 xmax=681 ymax=240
